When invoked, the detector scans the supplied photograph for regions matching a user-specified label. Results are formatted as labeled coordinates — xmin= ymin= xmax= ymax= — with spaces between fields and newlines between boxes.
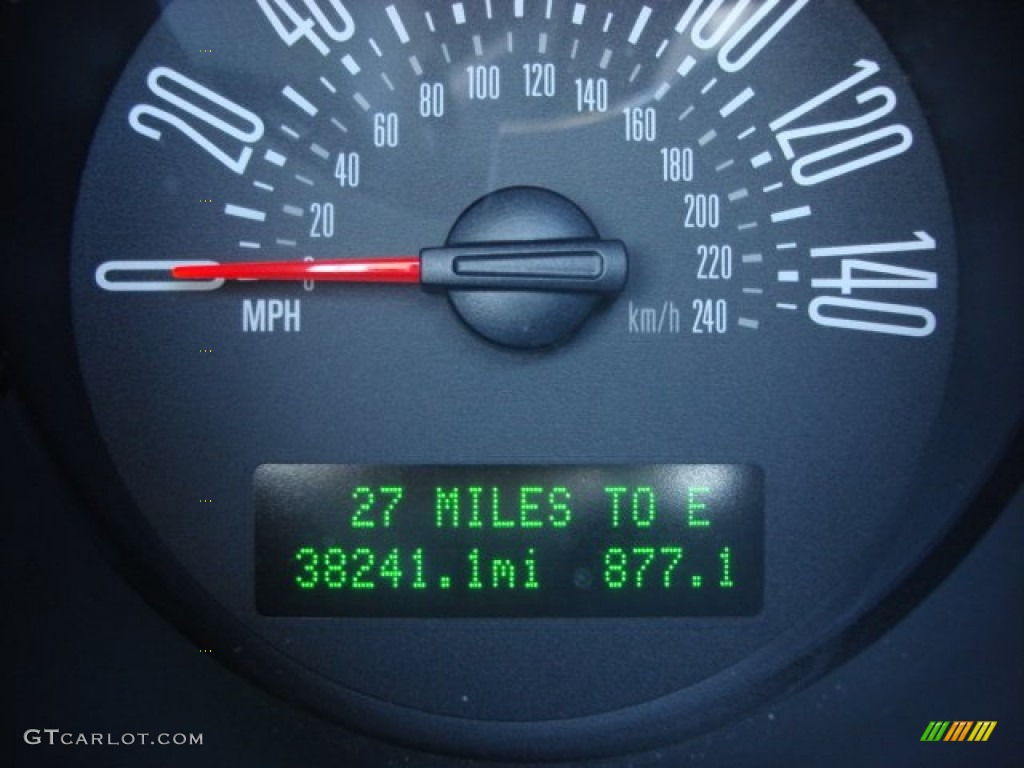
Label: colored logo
xmin=921 ymin=721 xmax=997 ymax=742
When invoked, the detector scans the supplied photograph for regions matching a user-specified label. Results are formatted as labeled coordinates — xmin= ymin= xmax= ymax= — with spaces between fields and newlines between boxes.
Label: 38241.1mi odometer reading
xmin=71 ymin=0 xmax=957 ymax=758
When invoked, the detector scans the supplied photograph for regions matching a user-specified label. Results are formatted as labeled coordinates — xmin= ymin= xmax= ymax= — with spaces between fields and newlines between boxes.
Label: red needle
xmin=169 ymin=240 xmax=628 ymax=293
xmin=171 ymin=257 xmax=421 ymax=283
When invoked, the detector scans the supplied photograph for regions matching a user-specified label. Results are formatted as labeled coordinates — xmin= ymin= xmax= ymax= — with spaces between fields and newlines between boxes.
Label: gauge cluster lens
xmin=70 ymin=0 xmax=958 ymax=755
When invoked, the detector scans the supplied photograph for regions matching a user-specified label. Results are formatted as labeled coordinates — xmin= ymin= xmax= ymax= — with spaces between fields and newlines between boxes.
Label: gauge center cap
xmin=442 ymin=186 xmax=625 ymax=349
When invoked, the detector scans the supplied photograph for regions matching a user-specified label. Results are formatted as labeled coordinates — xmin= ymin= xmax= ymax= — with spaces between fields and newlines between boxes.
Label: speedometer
xmin=59 ymin=0 xmax=986 ymax=760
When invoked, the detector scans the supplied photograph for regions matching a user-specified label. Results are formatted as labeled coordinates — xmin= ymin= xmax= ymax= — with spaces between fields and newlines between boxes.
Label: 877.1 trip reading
xmin=255 ymin=465 xmax=763 ymax=617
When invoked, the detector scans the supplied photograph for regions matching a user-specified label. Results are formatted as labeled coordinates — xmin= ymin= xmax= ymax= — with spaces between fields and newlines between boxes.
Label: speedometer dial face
xmin=71 ymin=0 xmax=956 ymax=758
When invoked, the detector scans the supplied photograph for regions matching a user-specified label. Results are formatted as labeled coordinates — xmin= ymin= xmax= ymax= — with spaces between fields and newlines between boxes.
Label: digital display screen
xmin=255 ymin=465 xmax=763 ymax=617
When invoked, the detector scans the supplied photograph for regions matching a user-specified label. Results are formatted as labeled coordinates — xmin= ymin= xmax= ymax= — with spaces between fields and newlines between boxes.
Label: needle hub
xmin=439 ymin=186 xmax=628 ymax=348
